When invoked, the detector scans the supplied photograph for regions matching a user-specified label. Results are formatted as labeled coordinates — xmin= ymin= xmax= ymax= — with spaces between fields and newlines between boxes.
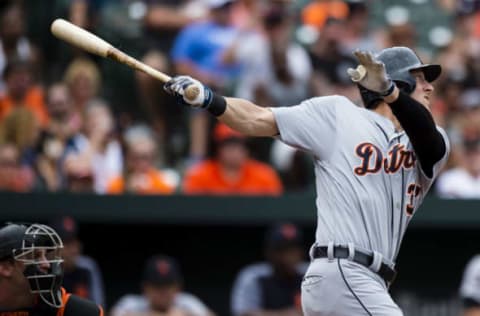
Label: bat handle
xmin=184 ymin=85 xmax=200 ymax=101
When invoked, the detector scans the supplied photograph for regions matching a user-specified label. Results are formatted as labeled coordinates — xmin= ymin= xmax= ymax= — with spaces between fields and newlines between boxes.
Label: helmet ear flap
xmin=394 ymin=80 xmax=415 ymax=94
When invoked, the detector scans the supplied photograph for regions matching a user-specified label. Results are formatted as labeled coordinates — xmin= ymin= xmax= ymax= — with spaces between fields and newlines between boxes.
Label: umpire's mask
xmin=12 ymin=223 xmax=64 ymax=308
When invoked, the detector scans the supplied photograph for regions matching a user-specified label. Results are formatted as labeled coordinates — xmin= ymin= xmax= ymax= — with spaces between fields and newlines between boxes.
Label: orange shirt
xmin=302 ymin=1 xmax=349 ymax=30
xmin=183 ymin=159 xmax=283 ymax=196
xmin=0 ymin=86 xmax=49 ymax=126
xmin=107 ymin=169 xmax=175 ymax=195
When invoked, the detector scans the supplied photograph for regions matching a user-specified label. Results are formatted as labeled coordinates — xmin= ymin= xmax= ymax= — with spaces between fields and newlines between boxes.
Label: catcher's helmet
xmin=0 ymin=223 xmax=64 ymax=308
xmin=360 ymin=46 xmax=442 ymax=109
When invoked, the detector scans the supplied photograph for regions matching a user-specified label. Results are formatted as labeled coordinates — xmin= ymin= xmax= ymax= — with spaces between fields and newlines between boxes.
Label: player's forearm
xmin=219 ymin=97 xmax=278 ymax=137
xmin=386 ymin=90 xmax=446 ymax=177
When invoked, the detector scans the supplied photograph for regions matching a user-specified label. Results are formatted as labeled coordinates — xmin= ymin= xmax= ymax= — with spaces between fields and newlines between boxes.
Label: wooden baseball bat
xmin=50 ymin=18 xmax=199 ymax=100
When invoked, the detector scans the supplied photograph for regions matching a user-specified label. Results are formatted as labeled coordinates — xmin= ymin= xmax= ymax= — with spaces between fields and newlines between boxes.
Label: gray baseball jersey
xmin=271 ymin=95 xmax=450 ymax=262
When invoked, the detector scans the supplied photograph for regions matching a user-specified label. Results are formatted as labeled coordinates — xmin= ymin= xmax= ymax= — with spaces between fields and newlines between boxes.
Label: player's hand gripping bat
xmin=50 ymin=18 xmax=200 ymax=100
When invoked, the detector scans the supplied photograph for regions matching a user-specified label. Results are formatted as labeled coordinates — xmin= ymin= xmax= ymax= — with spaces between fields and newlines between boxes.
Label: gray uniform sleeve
xmin=270 ymin=96 xmax=340 ymax=160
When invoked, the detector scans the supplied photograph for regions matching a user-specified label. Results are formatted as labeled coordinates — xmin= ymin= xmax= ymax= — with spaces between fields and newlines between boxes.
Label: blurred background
xmin=1 ymin=0 xmax=480 ymax=315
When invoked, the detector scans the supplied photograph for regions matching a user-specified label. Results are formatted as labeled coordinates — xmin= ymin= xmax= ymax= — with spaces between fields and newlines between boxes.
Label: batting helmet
xmin=360 ymin=46 xmax=442 ymax=109
xmin=0 ymin=223 xmax=64 ymax=308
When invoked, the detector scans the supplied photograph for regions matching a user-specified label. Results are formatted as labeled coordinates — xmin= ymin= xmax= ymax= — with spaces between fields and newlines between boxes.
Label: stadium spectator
xmin=436 ymin=136 xmax=480 ymax=198
xmin=0 ymin=58 xmax=48 ymax=127
xmin=301 ymin=0 xmax=349 ymax=31
xmin=0 ymin=3 xmax=39 ymax=94
xmin=143 ymin=0 xmax=200 ymax=54
xmin=308 ymin=18 xmax=359 ymax=101
xmin=107 ymin=124 xmax=176 ymax=195
xmin=238 ymin=4 xmax=312 ymax=107
xmin=182 ymin=123 xmax=283 ymax=195
xmin=459 ymin=254 xmax=480 ymax=316
xmin=33 ymin=83 xmax=82 ymax=191
xmin=65 ymin=99 xmax=123 ymax=194
xmin=232 ymin=3 xmax=312 ymax=163
xmin=63 ymin=57 xmax=101 ymax=123
xmin=135 ymin=50 xmax=187 ymax=167
xmin=0 ymin=143 xmax=34 ymax=192
xmin=171 ymin=0 xmax=241 ymax=162
xmin=339 ymin=1 xmax=382 ymax=54
xmin=231 ymin=223 xmax=306 ymax=316
xmin=0 ymin=107 xmax=40 ymax=164
xmin=50 ymin=216 xmax=106 ymax=307
xmin=111 ymin=255 xmax=214 ymax=316
xmin=62 ymin=153 xmax=95 ymax=193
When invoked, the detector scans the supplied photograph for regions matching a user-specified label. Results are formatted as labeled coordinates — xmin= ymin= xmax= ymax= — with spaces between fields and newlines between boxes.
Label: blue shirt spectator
xmin=171 ymin=0 xmax=241 ymax=87
xmin=171 ymin=21 xmax=241 ymax=82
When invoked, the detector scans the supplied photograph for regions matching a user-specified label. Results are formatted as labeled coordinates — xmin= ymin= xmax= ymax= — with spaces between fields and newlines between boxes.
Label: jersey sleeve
xmin=270 ymin=96 xmax=339 ymax=160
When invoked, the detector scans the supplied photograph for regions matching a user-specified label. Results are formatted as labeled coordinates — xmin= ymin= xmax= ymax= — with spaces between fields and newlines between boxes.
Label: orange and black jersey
xmin=0 ymin=288 xmax=103 ymax=316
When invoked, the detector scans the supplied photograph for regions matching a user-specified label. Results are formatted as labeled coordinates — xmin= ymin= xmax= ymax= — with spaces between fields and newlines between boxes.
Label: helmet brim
xmin=411 ymin=64 xmax=442 ymax=83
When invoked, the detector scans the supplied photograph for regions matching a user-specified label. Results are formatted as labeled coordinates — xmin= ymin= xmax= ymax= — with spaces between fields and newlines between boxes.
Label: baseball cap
xmin=49 ymin=216 xmax=78 ymax=242
xmin=142 ymin=255 xmax=183 ymax=286
xmin=213 ymin=123 xmax=245 ymax=144
xmin=264 ymin=223 xmax=303 ymax=251
xmin=207 ymin=0 xmax=235 ymax=9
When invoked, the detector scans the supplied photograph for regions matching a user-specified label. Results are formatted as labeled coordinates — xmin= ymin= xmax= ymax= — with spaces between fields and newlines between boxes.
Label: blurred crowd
xmin=0 ymin=0 xmax=479 ymax=197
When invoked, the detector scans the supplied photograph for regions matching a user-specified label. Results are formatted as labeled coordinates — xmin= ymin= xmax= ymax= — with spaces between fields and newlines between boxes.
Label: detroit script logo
xmin=354 ymin=142 xmax=416 ymax=176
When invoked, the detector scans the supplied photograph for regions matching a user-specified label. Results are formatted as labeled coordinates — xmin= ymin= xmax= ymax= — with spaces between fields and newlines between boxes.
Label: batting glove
xmin=348 ymin=50 xmax=395 ymax=96
xmin=164 ymin=75 xmax=213 ymax=108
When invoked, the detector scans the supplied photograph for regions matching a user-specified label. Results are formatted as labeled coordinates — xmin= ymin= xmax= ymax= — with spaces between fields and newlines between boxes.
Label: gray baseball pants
xmin=301 ymin=258 xmax=403 ymax=316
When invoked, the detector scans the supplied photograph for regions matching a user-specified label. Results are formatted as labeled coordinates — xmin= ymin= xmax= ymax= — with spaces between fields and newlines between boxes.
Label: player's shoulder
xmin=64 ymin=294 xmax=102 ymax=316
xmin=303 ymin=95 xmax=352 ymax=106
xmin=301 ymin=95 xmax=358 ymax=113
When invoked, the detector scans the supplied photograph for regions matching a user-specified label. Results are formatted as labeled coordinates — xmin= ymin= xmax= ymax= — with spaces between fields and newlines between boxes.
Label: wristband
xmin=380 ymin=81 xmax=395 ymax=97
xmin=203 ymin=87 xmax=227 ymax=116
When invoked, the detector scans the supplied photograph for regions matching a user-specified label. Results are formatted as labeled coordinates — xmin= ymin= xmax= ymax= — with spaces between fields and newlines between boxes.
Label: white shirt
xmin=73 ymin=134 xmax=123 ymax=194
xmin=436 ymin=168 xmax=480 ymax=198
xmin=111 ymin=293 xmax=211 ymax=316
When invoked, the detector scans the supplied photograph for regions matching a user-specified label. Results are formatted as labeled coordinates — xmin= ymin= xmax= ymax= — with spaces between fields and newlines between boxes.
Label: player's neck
xmin=373 ymin=103 xmax=402 ymax=131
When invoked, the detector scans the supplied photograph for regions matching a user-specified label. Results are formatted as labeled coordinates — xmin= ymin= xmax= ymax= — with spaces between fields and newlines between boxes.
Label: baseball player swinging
xmin=164 ymin=46 xmax=450 ymax=315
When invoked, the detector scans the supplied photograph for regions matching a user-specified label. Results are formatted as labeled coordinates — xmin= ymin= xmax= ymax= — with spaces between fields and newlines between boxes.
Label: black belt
xmin=312 ymin=246 xmax=396 ymax=284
